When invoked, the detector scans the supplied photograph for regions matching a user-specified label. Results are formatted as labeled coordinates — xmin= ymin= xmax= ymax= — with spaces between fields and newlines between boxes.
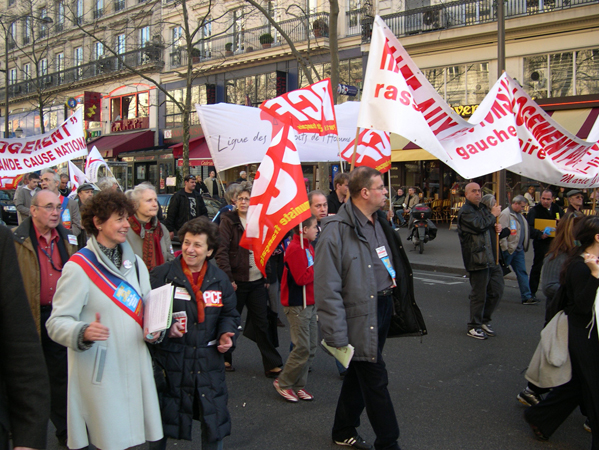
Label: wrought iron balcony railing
xmin=367 ymin=0 xmax=599 ymax=42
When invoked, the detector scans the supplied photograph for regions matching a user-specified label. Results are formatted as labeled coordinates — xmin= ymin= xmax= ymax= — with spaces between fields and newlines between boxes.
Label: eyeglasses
xmin=237 ymin=197 xmax=251 ymax=203
xmin=34 ymin=204 xmax=61 ymax=212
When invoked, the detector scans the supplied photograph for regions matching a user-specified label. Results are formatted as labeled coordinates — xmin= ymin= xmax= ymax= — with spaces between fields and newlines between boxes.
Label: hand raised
xmin=83 ymin=313 xmax=110 ymax=342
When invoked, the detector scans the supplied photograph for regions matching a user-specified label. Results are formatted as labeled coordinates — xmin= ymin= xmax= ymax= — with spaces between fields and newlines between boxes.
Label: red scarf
xmin=128 ymin=215 xmax=165 ymax=270
xmin=181 ymin=258 xmax=208 ymax=323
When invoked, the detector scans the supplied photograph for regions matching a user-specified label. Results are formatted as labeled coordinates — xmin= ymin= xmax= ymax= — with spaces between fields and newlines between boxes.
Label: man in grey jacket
xmin=315 ymin=167 xmax=426 ymax=450
xmin=14 ymin=173 xmax=40 ymax=224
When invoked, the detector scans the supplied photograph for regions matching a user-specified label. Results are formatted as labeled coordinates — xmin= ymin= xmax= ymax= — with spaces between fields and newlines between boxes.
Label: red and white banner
xmin=358 ymin=16 xmax=599 ymax=187
xmin=260 ymin=79 xmax=338 ymax=136
xmin=0 ymin=174 xmax=24 ymax=190
xmin=68 ymin=160 xmax=90 ymax=197
xmin=239 ymin=113 xmax=311 ymax=276
xmin=340 ymin=129 xmax=391 ymax=173
xmin=0 ymin=109 xmax=86 ymax=177
xmin=85 ymin=146 xmax=109 ymax=183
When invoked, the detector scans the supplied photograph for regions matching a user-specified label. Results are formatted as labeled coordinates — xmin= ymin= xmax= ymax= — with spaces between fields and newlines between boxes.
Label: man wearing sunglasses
xmin=13 ymin=190 xmax=78 ymax=447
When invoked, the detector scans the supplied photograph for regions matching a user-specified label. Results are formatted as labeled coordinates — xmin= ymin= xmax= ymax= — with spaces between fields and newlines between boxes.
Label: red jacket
xmin=281 ymin=234 xmax=314 ymax=307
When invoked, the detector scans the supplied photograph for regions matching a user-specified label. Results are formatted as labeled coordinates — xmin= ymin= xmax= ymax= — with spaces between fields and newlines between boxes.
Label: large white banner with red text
xmin=0 ymin=109 xmax=86 ymax=177
xmin=196 ymin=101 xmax=384 ymax=173
xmin=358 ymin=16 xmax=599 ymax=187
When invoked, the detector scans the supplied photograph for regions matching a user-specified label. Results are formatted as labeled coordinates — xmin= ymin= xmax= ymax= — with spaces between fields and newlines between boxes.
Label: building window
xmin=8 ymin=0 xmax=15 ymax=6
xmin=39 ymin=58 xmax=48 ymax=76
xmin=226 ymin=73 xmax=277 ymax=106
xmin=74 ymin=0 xmax=84 ymax=24
xmin=95 ymin=42 xmax=104 ymax=58
xmin=23 ymin=63 xmax=31 ymax=79
xmin=165 ymin=86 xmax=203 ymax=128
xmin=39 ymin=8 xmax=48 ymax=37
xmin=94 ymin=0 xmax=103 ymax=18
xmin=114 ymin=0 xmax=125 ymax=11
xmin=56 ymin=1 xmax=65 ymax=31
xmin=523 ymin=48 xmax=599 ymax=98
xmin=199 ymin=18 xmax=212 ymax=58
xmin=140 ymin=26 xmax=150 ymax=47
xmin=74 ymin=46 xmax=83 ymax=79
xmin=23 ymin=17 xmax=31 ymax=44
xmin=111 ymin=91 xmax=149 ymax=121
xmin=8 ymin=68 xmax=17 ymax=84
xmin=55 ymin=52 xmax=64 ymax=83
xmin=422 ymin=62 xmax=489 ymax=106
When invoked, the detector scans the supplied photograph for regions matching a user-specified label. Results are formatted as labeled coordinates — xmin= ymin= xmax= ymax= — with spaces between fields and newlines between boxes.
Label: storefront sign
xmin=111 ymin=116 xmax=149 ymax=133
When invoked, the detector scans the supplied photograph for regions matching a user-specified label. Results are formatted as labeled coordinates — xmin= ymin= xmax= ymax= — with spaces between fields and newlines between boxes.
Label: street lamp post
xmin=2 ymin=14 xmax=53 ymax=138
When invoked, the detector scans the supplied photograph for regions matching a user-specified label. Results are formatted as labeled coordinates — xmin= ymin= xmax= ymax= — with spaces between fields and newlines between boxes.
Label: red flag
xmin=259 ymin=78 xmax=338 ymax=136
xmin=341 ymin=129 xmax=392 ymax=173
xmin=239 ymin=113 xmax=311 ymax=276
xmin=0 ymin=174 xmax=23 ymax=190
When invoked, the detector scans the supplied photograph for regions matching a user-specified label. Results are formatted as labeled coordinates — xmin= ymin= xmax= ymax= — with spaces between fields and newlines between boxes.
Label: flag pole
xmin=349 ymin=127 xmax=360 ymax=171
xmin=336 ymin=135 xmax=345 ymax=173
xmin=299 ymin=221 xmax=306 ymax=309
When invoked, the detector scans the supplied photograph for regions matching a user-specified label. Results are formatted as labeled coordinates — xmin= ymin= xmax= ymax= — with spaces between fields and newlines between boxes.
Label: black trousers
xmin=525 ymin=322 xmax=599 ymax=449
xmin=332 ymin=294 xmax=400 ymax=450
xmin=467 ymin=265 xmax=504 ymax=329
xmin=529 ymin=239 xmax=551 ymax=296
xmin=40 ymin=307 xmax=68 ymax=439
xmin=224 ymin=279 xmax=282 ymax=371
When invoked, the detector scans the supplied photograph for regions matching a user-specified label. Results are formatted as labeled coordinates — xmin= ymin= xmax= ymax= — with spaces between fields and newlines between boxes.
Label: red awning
xmin=88 ymin=130 xmax=155 ymax=158
xmin=170 ymin=137 xmax=214 ymax=167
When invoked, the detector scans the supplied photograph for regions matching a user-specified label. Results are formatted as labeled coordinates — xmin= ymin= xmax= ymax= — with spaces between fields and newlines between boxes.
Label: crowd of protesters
xmin=3 ymin=167 xmax=599 ymax=450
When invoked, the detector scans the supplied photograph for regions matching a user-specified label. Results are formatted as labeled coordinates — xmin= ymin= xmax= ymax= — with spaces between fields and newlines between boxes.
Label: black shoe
xmin=334 ymin=435 xmax=373 ymax=449
xmin=522 ymin=297 xmax=540 ymax=305
xmin=524 ymin=413 xmax=549 ymax=441
xmin=517 ymin=387 xmax=542 ymax=406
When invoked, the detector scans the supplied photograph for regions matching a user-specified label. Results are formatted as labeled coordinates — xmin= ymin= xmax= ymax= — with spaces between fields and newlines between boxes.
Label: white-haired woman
xmin=126 ymin=184 xmax=174 ymax=270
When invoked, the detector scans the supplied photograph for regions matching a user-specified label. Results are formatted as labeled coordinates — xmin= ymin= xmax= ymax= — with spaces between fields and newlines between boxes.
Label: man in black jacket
xmin=458 ymin=183 xmax=503 ymax=340
xmin=326 ymin=172 xmax=349 ymax=215
xmin=165 ymin=174 xmax=208 ymax=240
xmin=527 ymin=189 xmax=562 ymax=298
xmin=0 ymin=224 xmax=50 ymax=450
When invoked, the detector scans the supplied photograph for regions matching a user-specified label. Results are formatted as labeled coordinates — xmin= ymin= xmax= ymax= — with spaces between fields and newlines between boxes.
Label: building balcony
xmin=0 ymin=47 xmax=163 ymax=103
xmin=367 ymin=0 xmax=599 ymax=42
xmin=169 ymin=12 xmax=330 ymax=68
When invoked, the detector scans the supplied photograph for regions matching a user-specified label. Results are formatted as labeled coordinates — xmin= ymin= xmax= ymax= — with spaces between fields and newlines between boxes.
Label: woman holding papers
xmin=215 ymin=182 xmax=284 ymax=376
xmin=149 ymin=217 xmax=240 ymax=450
xmin=46 ymin=190 xmax=163 ymax=450
xmin=126 ymin=183 xmax=174 ymax=270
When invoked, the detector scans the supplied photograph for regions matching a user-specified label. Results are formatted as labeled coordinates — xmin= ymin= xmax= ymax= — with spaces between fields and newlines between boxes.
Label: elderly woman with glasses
xmin=215 ymin=182 xmax=283 ymax=377
xmin=46 ymin=190 xmax=163 ymax=450
xmin=126 ymin=183 xmax=174 ymax=270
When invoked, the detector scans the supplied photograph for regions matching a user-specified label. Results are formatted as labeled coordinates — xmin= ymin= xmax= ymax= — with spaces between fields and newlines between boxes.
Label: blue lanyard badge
xmin=376 ymin=246 xmax=396 ymax=286
xmin=306 ymin=249 xmax=314 ymax=268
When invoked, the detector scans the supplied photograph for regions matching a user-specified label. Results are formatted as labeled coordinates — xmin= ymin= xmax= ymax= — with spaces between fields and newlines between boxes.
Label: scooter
xmin=407 ymin=203 xmax=437 ymax=254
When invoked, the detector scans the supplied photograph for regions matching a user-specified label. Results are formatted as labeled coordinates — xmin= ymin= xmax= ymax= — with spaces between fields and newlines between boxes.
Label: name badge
xmin=376 ymin=246 xmax=388 ymax=258
xmin=306 ymin=249 xmax=314 ymax=268
xmin=175 ymin=287 xmax=191 ymax=301
xmin=68 ymin=234 xmax=78 ymax=245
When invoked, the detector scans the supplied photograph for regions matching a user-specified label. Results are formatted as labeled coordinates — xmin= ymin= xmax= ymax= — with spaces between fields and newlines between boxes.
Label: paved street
xmin=45 ymin=255 xmax=591 ymax=450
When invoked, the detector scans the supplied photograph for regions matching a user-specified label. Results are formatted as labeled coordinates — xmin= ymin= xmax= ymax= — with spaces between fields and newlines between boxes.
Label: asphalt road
xmin=46 ymin=269 xmax=591 ymax=450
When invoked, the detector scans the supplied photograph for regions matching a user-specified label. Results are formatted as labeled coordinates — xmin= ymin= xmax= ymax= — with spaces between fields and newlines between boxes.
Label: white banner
xmin=85 ymin=146 xmax=109 ymax=183
xmin=0 ymin=109 xmax=86 ymax=177
xmin=358 ymin=16 xmax=599 ymax=187
xmin=196 ymin=102 xmax=364 ymax=172
xmin=68 ymin=160 xmax=90 ymax=198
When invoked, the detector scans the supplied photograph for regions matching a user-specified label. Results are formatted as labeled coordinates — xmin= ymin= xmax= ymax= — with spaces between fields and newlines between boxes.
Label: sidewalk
xmin=398 ymin=224 xmax=534 ymax=280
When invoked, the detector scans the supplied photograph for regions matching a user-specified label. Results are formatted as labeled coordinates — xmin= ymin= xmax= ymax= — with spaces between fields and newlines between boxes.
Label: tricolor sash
xmin=71 ymin=248 xmax=143 ymax=328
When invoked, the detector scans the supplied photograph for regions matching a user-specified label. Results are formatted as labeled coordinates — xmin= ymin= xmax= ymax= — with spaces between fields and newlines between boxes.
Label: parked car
xmin=0 ymin=190 xmax=17 ymax=225
xmin=157 ymin=193 xmax=225 ymax=222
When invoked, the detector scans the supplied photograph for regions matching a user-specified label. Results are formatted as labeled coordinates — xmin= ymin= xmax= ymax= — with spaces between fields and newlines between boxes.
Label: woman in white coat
xmin=47 ymin=190 xmax=163 ymax=450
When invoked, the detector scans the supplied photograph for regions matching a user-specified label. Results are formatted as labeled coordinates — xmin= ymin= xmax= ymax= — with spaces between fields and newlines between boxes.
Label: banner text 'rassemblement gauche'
xmin=358 ymin=16 xmax=599 ymax=187
xmin=0 ymin=109 xmax=86 ymax=177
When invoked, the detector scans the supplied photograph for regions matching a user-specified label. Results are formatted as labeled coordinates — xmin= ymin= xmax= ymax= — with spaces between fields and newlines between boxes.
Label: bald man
xmin=457 ymin=183 xmax=503 ymax=340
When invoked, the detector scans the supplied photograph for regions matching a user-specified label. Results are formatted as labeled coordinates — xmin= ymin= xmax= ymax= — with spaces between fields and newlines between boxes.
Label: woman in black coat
xmin=149 ymin=217 xmax=240 ymax=450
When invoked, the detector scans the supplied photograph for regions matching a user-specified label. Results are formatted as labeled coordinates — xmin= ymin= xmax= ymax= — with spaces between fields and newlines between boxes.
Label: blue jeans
xmin=503 ymin=249 xmax=532 ymax=301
